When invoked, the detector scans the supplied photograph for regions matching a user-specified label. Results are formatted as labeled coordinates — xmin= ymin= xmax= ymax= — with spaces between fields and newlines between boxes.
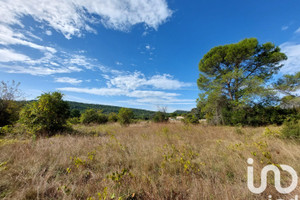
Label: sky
xmin=0 ymin=0 xmax=300 ymax=112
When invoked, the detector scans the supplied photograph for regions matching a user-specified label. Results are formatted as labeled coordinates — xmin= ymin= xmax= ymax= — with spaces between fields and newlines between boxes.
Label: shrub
xmin=98 ymin=112 xmax=108 ymax=124
xmin=0 ymin=125 xmax=13 ymax=135
xmin=68 ymin=117 xmax=80 ymax=125
xmin=70 ymin=109 xmax=81 ymax=118
xmin=80 ymin=109 xmax=108 ymax=124
xmin=0 ymin=100 xmax=20 ymax=127
xmin=183 ymin=114 xmax=199 ymax=124
xmin=108 ymin=112 xmax=118 ymax=122
xmin=80 ymin=109 xmax=98 ymax=124
xmin=153 ymin=111 xmax=168 ymax=123
xmin=0 ymin=81 xmax=23 ymax=127
xmin=281 ymin=119 xmax=300 ymax=139
xmin=20 ymin=92 xmax=70 ymax=136
xmin=118 ymin=108 xmax=134 ymax=126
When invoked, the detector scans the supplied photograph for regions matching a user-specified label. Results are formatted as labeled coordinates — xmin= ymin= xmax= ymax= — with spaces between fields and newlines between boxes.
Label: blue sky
xmin=0 ymin=0 xmax=300 ymax=112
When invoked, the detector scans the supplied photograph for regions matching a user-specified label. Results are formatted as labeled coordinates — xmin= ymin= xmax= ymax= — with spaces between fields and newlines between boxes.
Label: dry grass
xmin=0 ymin=123 xmax=300 ymax=199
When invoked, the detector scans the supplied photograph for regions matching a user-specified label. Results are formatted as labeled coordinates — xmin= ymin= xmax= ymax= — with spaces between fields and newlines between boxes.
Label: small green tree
xmin=108 ymin=112 xmax=118 ymax=122
xmin=183 ymin=113 xmax=199 ymax=124
xmin=80 ymin=109 xmax=108 ymax=124
xmin=80 ymin=109 xmax=98 ymax=124
xmin=20 ymin=92 xmax=70 ymax=135
xmin=118 ymin=108 xmax=134 ymax=126
xmin=153 ymin=111 xmax=168 ymax=123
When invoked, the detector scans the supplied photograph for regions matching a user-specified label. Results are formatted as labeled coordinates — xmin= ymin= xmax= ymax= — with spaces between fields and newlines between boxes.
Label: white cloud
xmin=57 ymin=70 xmax=195 ymax=108
xmin=67 ymin=54 xmax=95 ymax=69
xmin=104 ymin=71 xmax=192 ymax=90
xmin=145 ymin=45 xmax=151 ymax=50
xmin=57 ymin=87 xmax=125 ymax=96
xmin=115 ymin=61 xmax=123 ymax=65
xmin=1 ymin=65 xmax=82 ymax=76
xmin=280 ymin=42 xmax=300 ymax=74
xmin=45 ymin=30 xmax=52 ymax=36
xmin=146 ymin=74 xmax=192 ymax=90
xmin=54 ymin=77 xmax=83 ymax=84
xmin=0 ymin=0 xmax=172 ymax=39
xmin=57 ymin=86 xmax=183 ymax=101
xmin=58 ymin=86 xmax=195 ymax=108
xmin=0 ymin=24 xmax=56 ymax=53
xmin=295 ymin=27 xmax=300 ymax=34
xmin=0 ymin=46 xmax=103 ymax=75
xmin=0 ymin=49 xmax=30 ymax=62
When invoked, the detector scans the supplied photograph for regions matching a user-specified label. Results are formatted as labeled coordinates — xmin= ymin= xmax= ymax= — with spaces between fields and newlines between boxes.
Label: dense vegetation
xmin=196 ymin=38 xmax=299 ymax=129
xmin=20 ymin=92 xmax=70 ymax=136
xmin=67 ymin=101 xmax=155 ymax=120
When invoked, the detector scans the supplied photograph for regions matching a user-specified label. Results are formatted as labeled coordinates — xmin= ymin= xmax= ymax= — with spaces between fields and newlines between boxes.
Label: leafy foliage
xmin=153 ymin=111 xmax=168 ymax=123
xmin=20 ymin=92 xmax=70 ymax=135
xmin=0 ymin=81 xmax=23 ymax=127
xmin=70 ymin=109 xmax=81 ymax=118
xmin=182 ymin=113 xmax=199 ymax=124
xmin=274 ymin=71 xmax=300 ymax=108
xmin=197 ymin=38 xmax=287 ymax=125
xmin=118 ymin=108 xmax=134 ymax=126
xmin=68 ymin=101 xmax=155 ymax=119
xmin=80 ymin=109 xmax=108 ymax=124
xmin=108 ymin=112 xmax=118 ymax=122
xmin=281 ymin=119 xmax=300 ymax=139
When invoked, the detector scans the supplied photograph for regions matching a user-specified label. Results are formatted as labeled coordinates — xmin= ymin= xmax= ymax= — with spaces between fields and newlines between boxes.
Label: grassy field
xmin=0 ymin=123 xmax=299 ymax=200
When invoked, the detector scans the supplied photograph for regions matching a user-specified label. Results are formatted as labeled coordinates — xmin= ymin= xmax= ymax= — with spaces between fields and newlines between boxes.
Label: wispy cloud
xmin=54 ymin=77 xmax=83 ymax=85
xmin=281 ymin=25 xmax=289 ymax=31
xmin=295 ymin=27 xmax=300 ymax=34
xmin=115 ymin=61 xmax=123 ymax=66
xmin=45 ymin=30 xmax=52 ymax=36
xmin=0 ymin=49 xmax=30 ymax=62
xmin=0 ymin=0 xmax=172 ymax=39
xmin=1 ymin=65 xmax=82 ymax=76
xmin=280 ymin=42 xmax=300 ymax=74
xmin=104 ymin=71 xmax=192 ymax=90
xmin=57 ymin=70 xmax=194 ymax=108
xmin=0 ymin=24 xmax=56 ymax=53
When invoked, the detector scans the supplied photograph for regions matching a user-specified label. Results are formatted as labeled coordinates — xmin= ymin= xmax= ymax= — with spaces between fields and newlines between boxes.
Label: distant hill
xmin=173 ymin=110 xmax=189 ymax=115
xmin=67 ymin=101 xmax=155 ymax=119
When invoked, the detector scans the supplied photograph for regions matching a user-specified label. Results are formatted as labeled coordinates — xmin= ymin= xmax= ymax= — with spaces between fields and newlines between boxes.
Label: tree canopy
xmin=20 ymin=92 xmax=70 ymax=135
xmin=197 ymin=38 xmax=287 ymax=124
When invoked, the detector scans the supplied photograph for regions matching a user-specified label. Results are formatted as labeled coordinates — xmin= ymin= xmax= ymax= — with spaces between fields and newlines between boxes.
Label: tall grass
xmin=0 ymin=123 xmax=299 ymax=199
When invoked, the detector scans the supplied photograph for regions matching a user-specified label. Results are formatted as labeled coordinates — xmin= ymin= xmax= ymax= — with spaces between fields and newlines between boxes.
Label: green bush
xmin=0 ymin=125 xmax=13 ymax=135
xmin=98 ymin=112 xmax=108 ymax=124
xmin=68 ymin=117 xmax=80 ymax=125
xmin=118 ymin=108 xmax=134 ymax=126
xmin=20 ymin=92 xmax=70 ymax=136
xmin=0 ymin=100 xmax=21 ymax=127
xmin=182 ymin=114 xmax=199 ymax=124
xmin=281 ymin=119 xmax=300 ymax=139
xmin=108 ymin=112 xmax=118 ymax=122
xmin=0 ymin=81 xmax=22 ymax=127
xmin=70 ymin=109 xmax=81 ymax=118
xmin=80 ymin=109 xmax=108 ymax=124
xmin=153 ymin=111 xmax=168 ymax=123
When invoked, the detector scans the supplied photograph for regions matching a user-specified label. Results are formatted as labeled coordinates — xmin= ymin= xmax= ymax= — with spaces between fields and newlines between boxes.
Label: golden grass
xmin=0 ymin=123 xmax=300 ymax=199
